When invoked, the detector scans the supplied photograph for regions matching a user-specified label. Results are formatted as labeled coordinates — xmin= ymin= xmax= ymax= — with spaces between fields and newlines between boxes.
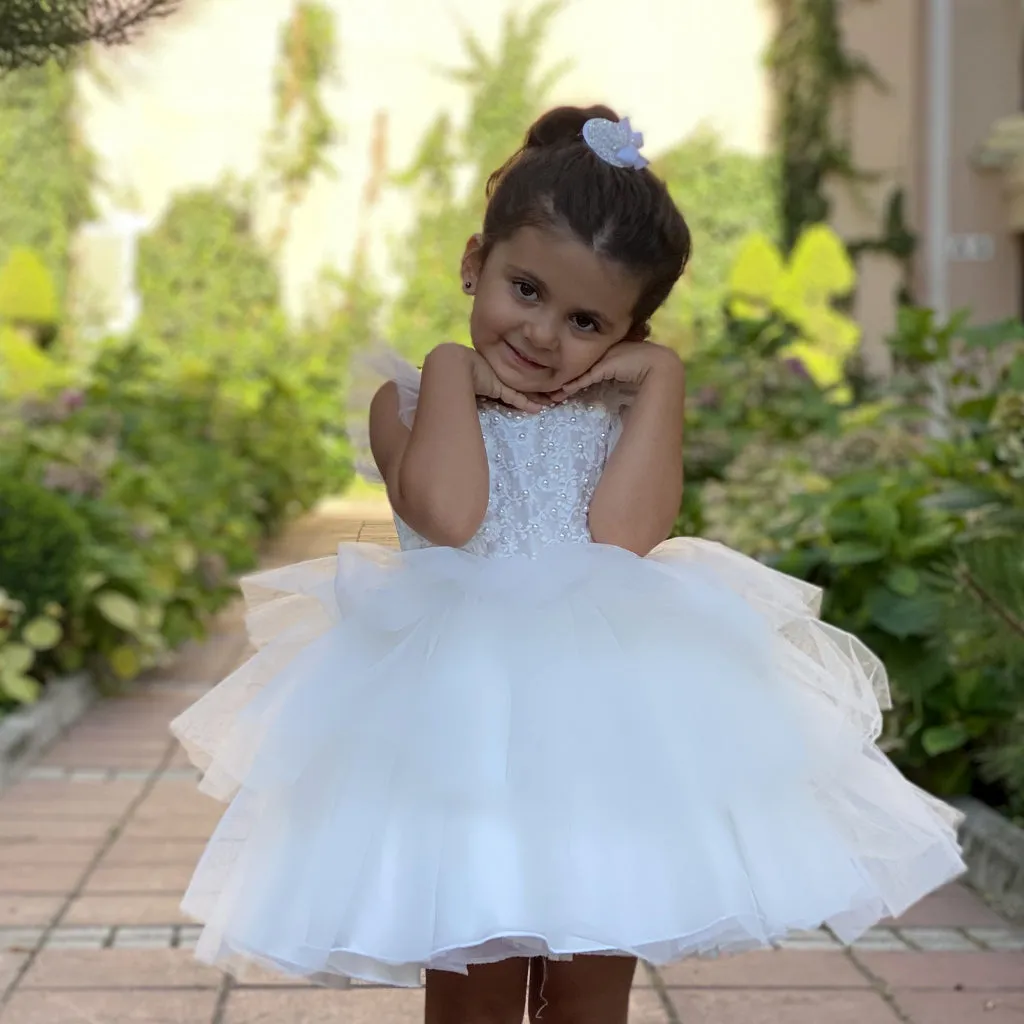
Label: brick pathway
xmin=1 ymin=503 xmax=1022 ymax=1023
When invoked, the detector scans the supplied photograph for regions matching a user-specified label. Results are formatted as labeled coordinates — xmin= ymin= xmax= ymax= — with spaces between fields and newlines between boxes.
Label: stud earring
xmin=463 ymin=280 xmax=473 ymax=292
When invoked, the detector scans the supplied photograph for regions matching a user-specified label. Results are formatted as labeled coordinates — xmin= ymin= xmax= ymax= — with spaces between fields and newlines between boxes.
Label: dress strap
xmin=346 ymin=346 xmax=421 ymax=483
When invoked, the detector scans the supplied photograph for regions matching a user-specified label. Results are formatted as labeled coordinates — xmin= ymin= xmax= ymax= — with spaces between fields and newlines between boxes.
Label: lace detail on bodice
xmin=394 ymin=388 xmax=627 ymax=559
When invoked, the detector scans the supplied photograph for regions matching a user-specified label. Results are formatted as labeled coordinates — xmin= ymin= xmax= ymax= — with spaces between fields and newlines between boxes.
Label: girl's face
xmin=461 ymin=226 xmax=644 ymax=394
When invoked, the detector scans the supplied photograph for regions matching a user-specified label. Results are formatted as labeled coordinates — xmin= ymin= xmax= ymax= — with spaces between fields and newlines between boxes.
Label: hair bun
xmin=524 ymin=104 xmax=620 ymax=150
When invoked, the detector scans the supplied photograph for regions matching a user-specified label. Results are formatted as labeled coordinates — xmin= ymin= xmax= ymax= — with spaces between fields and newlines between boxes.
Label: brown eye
xmin=570 ymin=314 xmax=598 ymax=333
xmin=514 ymin=280 xmax=538 ymax=300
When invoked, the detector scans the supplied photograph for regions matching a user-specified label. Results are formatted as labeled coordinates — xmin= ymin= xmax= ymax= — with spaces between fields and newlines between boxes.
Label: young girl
xmin=171 ymin=105 xmax=966 ymax=1023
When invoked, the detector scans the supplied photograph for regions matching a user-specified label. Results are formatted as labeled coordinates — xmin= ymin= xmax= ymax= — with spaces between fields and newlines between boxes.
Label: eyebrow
xmin=506 ymin=264 xmax=612 ymax=326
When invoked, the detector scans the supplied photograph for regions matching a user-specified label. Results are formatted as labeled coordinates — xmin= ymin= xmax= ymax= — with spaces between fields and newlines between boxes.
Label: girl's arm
xmin=587 ymin=349 xmax=686 ymax=556
xmin=369 ymin=344 xmax=490 ymax=548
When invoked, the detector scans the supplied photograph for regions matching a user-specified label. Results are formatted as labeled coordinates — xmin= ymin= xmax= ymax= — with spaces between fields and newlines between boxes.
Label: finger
xmin=558 ymin=370 xmax=601 ymax=397
xmin=499 ymin=387 xmax=546 ymax=414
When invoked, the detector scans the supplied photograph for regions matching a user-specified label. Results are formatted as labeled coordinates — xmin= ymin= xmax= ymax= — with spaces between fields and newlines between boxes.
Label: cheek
xmin=561 ymin=338 xmax=615 ymax=377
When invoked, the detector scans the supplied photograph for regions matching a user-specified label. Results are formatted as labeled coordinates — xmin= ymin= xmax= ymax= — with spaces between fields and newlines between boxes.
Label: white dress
xmin=171 ymin=351 xmax=966 ymax=988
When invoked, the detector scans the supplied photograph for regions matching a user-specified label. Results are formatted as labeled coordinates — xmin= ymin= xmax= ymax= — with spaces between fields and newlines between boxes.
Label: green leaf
xmin=829 ymin=541 xmax=886 ymax=566
xmin=80 ymin=571 xmax=108 ymax=594
xmin=925 ymin=485 xmax=1003 ymax=512
xmin=862 ymin=497 xmax=900 ymax=539
xmin=905 ymin=523 xmax=958 ymax=557
xmin=866 ymin=587 xmax=942 ymax=638
xmin=886 ymin=566 xmax=920 ymax=597
xmin=0 ymin=642 xmax=33 ymax=674
xmin=1008 ymin=353 xmax=1024 ymax=389
xmin=108 ymin=645 xmax=141 ymax=682
xmin=768 ymin=548 xmax=826 ymax=577
xmin=172 ymin=541 xmax=198 ymax=574
xmin=0 ymin=671 xmax=40 ymax=704
xmin=921 ymin=723 xmax=970 ymax=756
xmin=22 ymin=616 xmax=62 ymax=651
xmin=93 ymin=592 xmax=142 ymax=633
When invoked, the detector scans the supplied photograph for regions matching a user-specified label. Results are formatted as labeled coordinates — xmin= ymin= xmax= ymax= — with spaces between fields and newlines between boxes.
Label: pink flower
xmin=59 ymin=389 xmax=86 ymax=413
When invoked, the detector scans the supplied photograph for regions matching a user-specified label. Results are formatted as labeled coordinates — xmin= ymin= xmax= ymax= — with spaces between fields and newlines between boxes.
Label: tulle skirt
xmin=170 ymin=538 xmax=965 ymax=987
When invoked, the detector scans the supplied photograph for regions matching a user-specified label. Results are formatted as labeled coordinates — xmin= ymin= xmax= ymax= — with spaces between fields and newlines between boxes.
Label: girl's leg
xmin=527 ymin=955 xmax=637 ymax=1024
xmin=424 ymin=959 xmax=529 ymax=1024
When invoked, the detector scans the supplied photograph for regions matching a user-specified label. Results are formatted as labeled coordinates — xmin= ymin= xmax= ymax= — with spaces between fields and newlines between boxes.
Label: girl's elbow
xmin=425 ymin=507 xmax=484 ymax=548
xmin=588 ymin=506 xmax=676 ymax=556
xmin=394 ymin=478 xmax=486 ymax=548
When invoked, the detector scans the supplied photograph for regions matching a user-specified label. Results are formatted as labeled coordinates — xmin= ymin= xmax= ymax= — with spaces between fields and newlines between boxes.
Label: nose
xmin=525 ymin=309 xmax=559 ymax=350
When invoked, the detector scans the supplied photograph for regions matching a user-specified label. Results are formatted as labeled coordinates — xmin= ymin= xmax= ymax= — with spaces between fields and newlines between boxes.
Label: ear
xmin=460 ymin=233 xmax=484 ymax=292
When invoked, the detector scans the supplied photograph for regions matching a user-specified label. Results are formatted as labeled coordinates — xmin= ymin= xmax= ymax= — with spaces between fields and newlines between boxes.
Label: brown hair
xmin=481 ymin=105 xmax=691 ymax=334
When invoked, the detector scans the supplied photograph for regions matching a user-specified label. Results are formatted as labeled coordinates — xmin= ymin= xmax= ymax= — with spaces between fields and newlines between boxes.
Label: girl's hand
xmin=428 ymin=343 xmax=551 ymax=414
xmin=550 ymin=341 xmax=683 ymax=401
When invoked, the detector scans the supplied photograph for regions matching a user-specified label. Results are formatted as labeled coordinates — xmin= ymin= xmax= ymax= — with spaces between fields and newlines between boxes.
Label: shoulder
xmin=370 ymin=379 xmax=401 ymax=417
xmin=368 ymin=381 xmax=410 ymax=481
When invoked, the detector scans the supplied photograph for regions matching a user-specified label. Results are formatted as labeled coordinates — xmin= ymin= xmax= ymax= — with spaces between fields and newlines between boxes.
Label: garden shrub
xmin=0 ymin=474 xmax=86 ymax=616
xmin=678 ymin=244 xmax=1024 ymax=816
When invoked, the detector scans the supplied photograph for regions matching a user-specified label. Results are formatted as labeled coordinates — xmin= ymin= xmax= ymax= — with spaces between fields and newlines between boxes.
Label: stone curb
xmin=0 ymin=673 xmax=95 ymax=793
xmin=954 ymin=795 xmax=1024 ymax=924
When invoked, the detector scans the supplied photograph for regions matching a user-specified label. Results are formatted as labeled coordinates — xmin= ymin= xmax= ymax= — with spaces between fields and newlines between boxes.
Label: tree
xmin=652 ymin=128 xmax=778 ymax=352
xmin=388 ymin=0 xmax=567 ymax=363
xmin=0 ymin=0 xmax=182 ymax=72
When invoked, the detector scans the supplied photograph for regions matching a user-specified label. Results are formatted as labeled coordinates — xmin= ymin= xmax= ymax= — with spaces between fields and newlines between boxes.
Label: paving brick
xmin=21 ymin=766 xmax=67 ymax=781
xmin=0 ymin=895 xmax=63 ymax=927
xmin=167 ymin=745 xmax=201 ymax=769
xmin=855 ymin=951 xmax=1024 ymax=990
xmin=658 ymin=950 xmax=869 ymax=988
xmin=0 ymin=842 xmax=99 ymax=867
xmin=22 ymin=948 xmax=221 ymax=988
xmin=624 ymin=989 xmax=670 ymax=1024
xmin=966 ymin=928 xmax=1024 ymax=951
xmin=121 ymin=814 xmax=222 ymax=840
xmin=0 ymin=819 xmax=113 ymax=841
xmin=44 ymin=926 xmax=112 ymax=950
xmin=0 ymin=779 xmax=144 ymax=807
xmin=0 ymin=863 xmax=86 ymax=894
xmin=0 ymin=951 xmax=27 ymax=996
xmin=230 ymin=962 xmax=315 ymax=987
xmin=851 ymin=927 xmax=912 ymax=951
xmin=112 ymin=925 xmax=176 ymax=949
xmin=0 ymin=801 xmax=126 ymax=821
xmin=666 ymin=988 xmax=901 ymax=1023
xmin=898 ymin=927 xmax=981 ymax=951
xmin=37 ymin=743 xmax=167 ymax=770
xmin=0 ymin=927 xmax=45 ymax=951
xmin=68 ymin=769 xmax=114 ymax=782
xmin=100 ymin=838 xmax=206 ymax=866
xmin=775 ymin=928 xmax=841 ymax=950
xmin=0 ymin=989 xmax=219 ymax=1023
xmin=85 ymin=863 xmax=194 ymax=894
xmin=143 ymin=777 xmax=220 ymax=804
xmin=893 ymin=991 xmax=1024 ymax=1023
xmin=222 ymin=987 xmax=425 ymax=1024
xmin=63 ymin=894 xmax=189 ymax=926
xmin=890 ymin=884 xmax=1006 ymax=929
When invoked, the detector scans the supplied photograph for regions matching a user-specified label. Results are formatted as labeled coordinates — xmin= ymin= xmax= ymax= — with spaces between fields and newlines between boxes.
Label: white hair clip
xmin=581 ymin=116 xmax=648 ymax=170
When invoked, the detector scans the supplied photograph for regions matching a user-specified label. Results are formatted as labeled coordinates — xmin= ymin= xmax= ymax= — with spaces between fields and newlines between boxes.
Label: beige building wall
xmin=74 ymin=0 xmax=775 ymax=325
xmin=832 ymin=0 xmax=1022 ymax=371
xmin=945 ymin=0 xmax=1020 ymax=322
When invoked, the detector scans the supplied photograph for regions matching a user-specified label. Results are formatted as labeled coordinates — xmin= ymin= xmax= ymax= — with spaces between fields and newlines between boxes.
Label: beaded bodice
xmin=394 ymin=388 xmax=627 ymax=558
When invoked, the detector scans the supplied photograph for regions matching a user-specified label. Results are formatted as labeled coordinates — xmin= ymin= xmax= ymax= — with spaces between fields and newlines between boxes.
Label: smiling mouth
xmin=504 ymin=340 xmax=549 ymax=371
